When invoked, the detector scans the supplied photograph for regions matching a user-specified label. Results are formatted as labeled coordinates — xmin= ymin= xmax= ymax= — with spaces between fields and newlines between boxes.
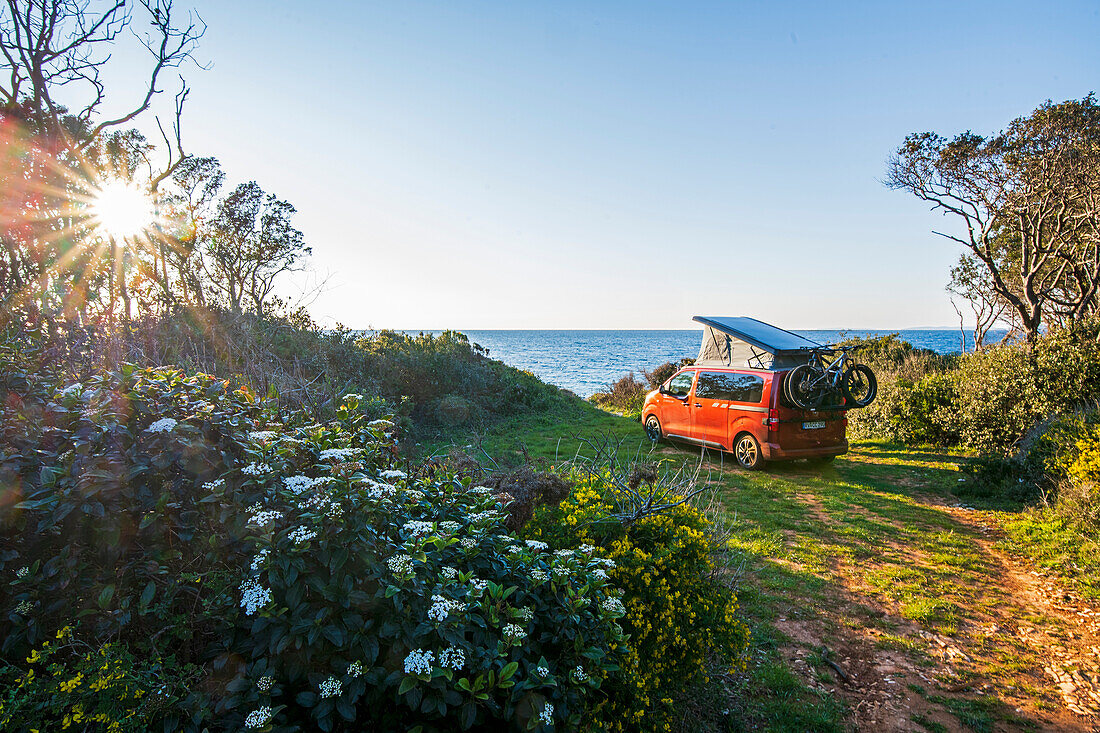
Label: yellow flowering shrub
xmin=527 ymin=473 xmax=749 ymax=733
xmin=1069 ymin=430 xmax=1100 ymax=485
xmin=0 ymin=627 xmax=194 ymax=732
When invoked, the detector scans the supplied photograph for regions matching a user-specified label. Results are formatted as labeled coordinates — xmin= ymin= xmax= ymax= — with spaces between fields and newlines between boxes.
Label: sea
xmin=404 ymin=329 xmax=1009 ymax=399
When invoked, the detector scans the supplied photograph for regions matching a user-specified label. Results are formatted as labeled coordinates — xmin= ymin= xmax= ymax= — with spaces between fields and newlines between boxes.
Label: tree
xmin=0 ymin=0 xmax=204 ymax=150
xmin=947 ymin=254 xmax=1007 ymax=350
xmin=887 ymin=95 xmax=1100 ymax=341
xmin=0 ymin=0 xmax=204 ymax=329
xmin=162 ymin=154 xmax=223 ymax=306
xmin=205 ymin=182 xmax=310 ymax=316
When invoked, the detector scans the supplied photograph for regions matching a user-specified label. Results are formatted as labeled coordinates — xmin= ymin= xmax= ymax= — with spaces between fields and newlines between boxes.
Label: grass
xmin=1000 ymin=507 xmax=1100 ymax=600
xmin=427 ymin=402 xmax=1075 ymax=731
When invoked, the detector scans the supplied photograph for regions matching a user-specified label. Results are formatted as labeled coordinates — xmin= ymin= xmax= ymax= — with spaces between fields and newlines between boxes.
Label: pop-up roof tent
xmin=694 ymin=316 xmax=820 ymax=370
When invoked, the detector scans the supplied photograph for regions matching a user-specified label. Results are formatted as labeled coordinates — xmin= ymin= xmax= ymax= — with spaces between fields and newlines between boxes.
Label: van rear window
xmin=697 ymin=371 xmax=764 ymax=403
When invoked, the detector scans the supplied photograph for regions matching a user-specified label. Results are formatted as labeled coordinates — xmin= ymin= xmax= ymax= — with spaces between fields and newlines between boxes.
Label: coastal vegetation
xmin=2 ymin=1 xmax=1100 ymax=730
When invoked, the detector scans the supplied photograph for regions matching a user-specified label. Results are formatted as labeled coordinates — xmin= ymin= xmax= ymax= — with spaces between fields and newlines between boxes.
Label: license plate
xmin=802 ymin=420 xmax=826 ymax=430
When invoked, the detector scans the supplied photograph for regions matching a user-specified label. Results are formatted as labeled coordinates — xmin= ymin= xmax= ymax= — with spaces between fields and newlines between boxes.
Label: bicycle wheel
xmin=842 ymin=364 xmax=878 ymax=407
xmin=784 ymin=364 xmax=822 ymax=410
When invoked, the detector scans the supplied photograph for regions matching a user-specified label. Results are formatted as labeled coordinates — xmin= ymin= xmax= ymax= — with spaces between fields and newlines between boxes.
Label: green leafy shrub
xmin=589 ymin=373 xmax=649 ymax=418
xmin=526 ymin=473 xmax=749 ymax=733
xmin=842 ymin=335 xmax=959 ymax=444
xmin=849 ymin=372 xmax=960 ymax=445
xmin=0 ymin=342 xmax=272 ymax=728
xmin=224 ymin=404 xmax=628 ymax=732
xmin=960 ymin=409 xmax=1100 ymax=502
xmin=948 ymin=344 xmax=1042 ymax=455
xmin=0 ymin=341 xmax=628 ymax=731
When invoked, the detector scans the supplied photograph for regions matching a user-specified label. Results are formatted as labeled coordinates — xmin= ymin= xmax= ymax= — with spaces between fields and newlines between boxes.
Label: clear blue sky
xmin=118 ymin=1 xmax=1100 ymax=329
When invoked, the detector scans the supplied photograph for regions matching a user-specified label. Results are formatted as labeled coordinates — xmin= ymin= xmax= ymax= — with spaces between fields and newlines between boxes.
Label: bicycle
xmin=783 ymin=346 xmax=877 ymax=410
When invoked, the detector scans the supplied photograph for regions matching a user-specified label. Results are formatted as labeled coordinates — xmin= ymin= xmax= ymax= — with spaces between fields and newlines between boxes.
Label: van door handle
xmin=693 ymin=402 xmax=702 ymax=407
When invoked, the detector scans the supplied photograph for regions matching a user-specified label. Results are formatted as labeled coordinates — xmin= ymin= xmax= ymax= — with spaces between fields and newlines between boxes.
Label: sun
xmin=90 ymin=180 xmax=154 ymax=238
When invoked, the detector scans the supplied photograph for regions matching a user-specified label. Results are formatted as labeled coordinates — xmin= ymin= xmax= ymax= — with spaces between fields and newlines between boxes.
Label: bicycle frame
xmin=803 ymin=347 xmax=851 ymax=393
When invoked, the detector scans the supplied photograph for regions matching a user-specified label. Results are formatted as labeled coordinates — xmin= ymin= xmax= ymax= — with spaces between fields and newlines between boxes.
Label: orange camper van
xmin=641 ymin=316 xmax=848 ymax=469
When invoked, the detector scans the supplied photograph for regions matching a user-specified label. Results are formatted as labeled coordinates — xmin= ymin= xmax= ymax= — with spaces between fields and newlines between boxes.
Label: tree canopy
xmin=887 ymin=94 xmax=1100 ymax=341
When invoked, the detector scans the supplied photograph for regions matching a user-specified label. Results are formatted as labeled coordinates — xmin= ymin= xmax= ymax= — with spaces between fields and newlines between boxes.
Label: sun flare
xmin=90 ymin=180 xmax=154 ymax=239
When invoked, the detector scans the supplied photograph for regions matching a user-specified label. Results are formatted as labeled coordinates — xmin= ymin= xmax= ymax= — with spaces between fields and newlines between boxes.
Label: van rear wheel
xmin=644 ymin=415 xmax=662 ymax=442
xmin=734 ymin=432 xmax=765 ymax=470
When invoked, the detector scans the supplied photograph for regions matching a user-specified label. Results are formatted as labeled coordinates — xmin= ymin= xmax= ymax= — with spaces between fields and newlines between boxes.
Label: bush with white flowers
xmin=228 ymin=395 xmax=627 ymax=732
xmin=0 ymin=348 xmax=625 ymax=732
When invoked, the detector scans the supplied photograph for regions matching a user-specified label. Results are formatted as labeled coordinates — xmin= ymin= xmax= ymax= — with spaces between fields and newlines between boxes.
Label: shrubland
xmin=0 ymin=330 xmax=745 ymax=731
xmin=20 ymin=309 xmax=572 ymax=442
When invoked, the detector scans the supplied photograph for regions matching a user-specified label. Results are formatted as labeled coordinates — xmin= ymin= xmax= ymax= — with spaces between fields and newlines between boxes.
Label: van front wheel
xmin=734 ymin=433 xmax=765 ymax=470
xmin=644 ymin=415 xmax=662 ymax=442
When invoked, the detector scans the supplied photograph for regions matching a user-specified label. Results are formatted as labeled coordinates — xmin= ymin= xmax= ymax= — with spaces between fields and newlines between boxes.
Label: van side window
xmin=666 ymin=372 xmax=694 ymax=397
xmin=697 ymin=371 xmax=765 ymax=403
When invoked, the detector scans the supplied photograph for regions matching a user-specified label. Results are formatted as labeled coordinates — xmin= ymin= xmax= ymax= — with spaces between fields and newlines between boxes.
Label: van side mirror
xmin=658 ymin=383 xmax=669 ymax=395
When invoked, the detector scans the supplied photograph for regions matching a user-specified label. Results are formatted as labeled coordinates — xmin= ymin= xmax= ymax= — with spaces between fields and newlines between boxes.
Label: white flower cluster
xmin=525 ymin=539 xmax=548 ymax=551
xmin=518 ymin=607 xmax=534 ymax=622
xmin=469 ymin=486 xmax=493 ymax=495
xmin=506 ymin=545 xmax=523 ymax=555
xmin=145 ymin=417 xmax=177 ymax=434
xmin=574 ymin=665 xmax=588 ymax=682
xmin=366 ymin=481 xmax=397 ymax=500
xmin=380 ymin=469 xmax=406 ymax=480
xmin=244 ymin=706 xmax=273 ymax=728
xmin=593 ymin=557 xmax=616 ymax=569
xmin=319 ymin=676 xmax=342 ymax=698
xmin=239 ymin=578 xmax=272 ymax=616
xmin=387 ymin=554 xmax=413 ymax=576
xmin=405 ymin=489 xmax=426 ymax=502
xmin=440 ymin=646 xmax=465 ymax=670
xmin=551 ymin=566 xmax=570 ymax=579
xmin=439 ymin=521 xmax=461 ymax=534
xmin=578 ymin=544 xmax=595 ymax=554
xmin=348 ymin=661 xmax=363 ymax=677
xmin=459 ymin=538 xmax=477 ymax=550
xmin=249 ymin=509 xmax=283 ymax=527
xmin=250 ymin=549 xmax=269 ymax=571
xmin=242 ymin=462 xmax=271 ymax=476
xmin=554 ymin=549 xmax=574 ymax=558
xmin=288 ymin=526 xmax=317 ymax=544
xmin=299 ymin=491 xmax=341 ymax=517
xmin=468 ymin=578 xmax=489 ymax=596
xmin=466 ymin=511 xmax=497 ymax=524
xmin=530 ymin=570 xmax=547 ymax=582
xmin=343 ymin=393 xmax=363 ymax=401
xmin=318 ymin=447 xmax=361 ymax=461
xmin=503 ymin=623 xmax=527 ymax=640
xmin=14 ymin=600 xmax=31 ymax=614
xmin=600 ymin=597 xmax=626 ymax=616
xmin=283 ymin=475 xmax=333 ymax=494
xmin=592 ymin=568 xmax=609 ymax=580
xmin=440 ymin=566 xmax=458 ymax=581
xmin=202 ymin=478 xmax=224 ymax=492
xmin=248 ymin=430 xmax=278 ymax=442
xmin=402 ymin=520 xmax=434 ymax=537
xmin=539 ymin=702 xmax=554 ymax=725
xmin=404 ymin=648 xmax=434 ymax=675
xmin=58 ymin=382 xmax=83 ymax=397
xmin=428 ymin=594 xmax=463 ymax=622
xmin=368 ymin=419 xmax=394 ymax=429
xmin=15 ymin=566 xmax=28 ymax=579
xmin=256 ymin=675 xmax=274 ymax=692
xmin=536 ymin=665 xmax=550 ymax=677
